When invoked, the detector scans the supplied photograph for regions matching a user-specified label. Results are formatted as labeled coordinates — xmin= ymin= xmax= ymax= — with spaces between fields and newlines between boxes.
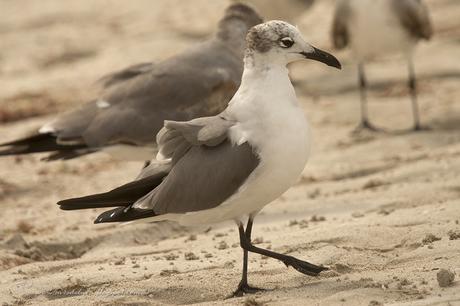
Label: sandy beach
xmin=0 ymin=0 xmax=460 ymax=305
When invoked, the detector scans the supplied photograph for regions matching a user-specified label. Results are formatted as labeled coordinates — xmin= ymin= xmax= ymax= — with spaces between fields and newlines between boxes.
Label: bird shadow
xmin=429 ymin=114 xmax=460 ymax=132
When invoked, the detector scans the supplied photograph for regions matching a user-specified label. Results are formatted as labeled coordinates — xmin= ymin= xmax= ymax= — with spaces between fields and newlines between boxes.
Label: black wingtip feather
xmin=0 ymin=134 xmax=45 ymax=156
xmin=94 ymin=206 xmax=157 ymax=224
xmin=57 ymin=193 xmax=131 ymax=210
xmin=0 ymin=133 xmax=88 ymax=159
xmin=58 ymin=170 xmax=169 ymax=210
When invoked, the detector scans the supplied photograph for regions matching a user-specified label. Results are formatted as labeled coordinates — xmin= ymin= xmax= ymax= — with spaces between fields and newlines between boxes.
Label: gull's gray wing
xmin=42 ymin=101 xmax=98 ymax=144
xmin=5 ymin=40 xmax=241 ymax=160
xmin=97 ymin=62 xmax=155 ymax=88
xmin=37 ymin=62 xmax=159 ymax=145
xmin=331 ymin=0 xmax=352 ymax=49
xmin=53 ymin=41 xmax=241 ymax=148
xmin=59 ymin=114 xmax=260 ymax=223
xmin=156 ymin=115 xmax=235 ymax=163
xmin=139 ymin=140 xmax=258 ymax=214
xmin=392 ymin=0 xmax=433 ymax=40
xmin=132 ymin=115 xmax=260 ymax=215
xmin=2 ymin=3 xmax=262 ymax=161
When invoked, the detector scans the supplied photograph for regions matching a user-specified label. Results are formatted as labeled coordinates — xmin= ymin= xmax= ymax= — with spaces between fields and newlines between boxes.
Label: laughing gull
xmin=58 ymin=20 xmax=341 ymax=296
xmin=332 ymin=0 xmax=433 ymax=131
xmin=0 ymin=4 xmax=262 ymax=162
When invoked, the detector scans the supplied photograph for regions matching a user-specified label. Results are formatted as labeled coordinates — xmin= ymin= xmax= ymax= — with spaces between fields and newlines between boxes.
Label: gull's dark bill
xmin=300 ymin=47 xmax=342 ymax=69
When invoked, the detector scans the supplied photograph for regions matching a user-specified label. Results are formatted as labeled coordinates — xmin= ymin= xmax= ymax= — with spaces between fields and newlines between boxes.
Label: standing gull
xmin=332 ymin=0 xmax=433 ymax=131
xmin=0 ymin=4 xmax=262 ymax=162
xmin=58 ymin=21 xmax=341 ymax=296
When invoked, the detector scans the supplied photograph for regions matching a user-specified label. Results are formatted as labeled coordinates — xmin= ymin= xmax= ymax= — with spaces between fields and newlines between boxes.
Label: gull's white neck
xmin=229 ymin=54 xmax=298 ymax=114
xmin=227 ymin=53 xmax=309 ymax=153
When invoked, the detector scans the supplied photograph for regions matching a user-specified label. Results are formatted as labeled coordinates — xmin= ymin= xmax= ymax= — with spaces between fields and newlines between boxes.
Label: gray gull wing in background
xmin=331 ymin=0 xmax=352 ymax=49
xmin=97 ymin=62 xmax=156 ymax=88
xmin=391 ymin=0 xmax=433 ymax=40
xmin=58 ymin=114 xmax=260 ymax=222
xmin=0 ymin=3 xmax=262 ymax=162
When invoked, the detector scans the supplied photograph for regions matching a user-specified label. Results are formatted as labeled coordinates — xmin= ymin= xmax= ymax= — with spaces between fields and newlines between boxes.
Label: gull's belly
xmin=252 ymin=123 xmax=310 ymax=207
xmin=349 ymin=0 xmax=415 ymax=60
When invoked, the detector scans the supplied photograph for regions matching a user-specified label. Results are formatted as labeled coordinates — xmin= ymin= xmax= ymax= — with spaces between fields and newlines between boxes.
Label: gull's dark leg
xmin=230 ymin=217 xmax=266 ymax=297
xmin=408 ymin=57 xmax=424 ymax=131
xmin=230 ymin=216 xmax=328 ymax=297
xmin=354 ymin=63 xmax=382 ymax=132
xmin=232 ymin=217 xmax=327 ymax=295
xmin=238 ymin=225 xmax=327 ymax=276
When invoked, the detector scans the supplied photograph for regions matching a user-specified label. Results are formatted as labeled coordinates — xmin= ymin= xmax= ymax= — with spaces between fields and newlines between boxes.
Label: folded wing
xmin=332 ymin=0 xmax=352 ymax=49
xmin=58 ymin=114 xmax=260 ymax=223
xmin=392 ymin=0 xmax=433 ymax=40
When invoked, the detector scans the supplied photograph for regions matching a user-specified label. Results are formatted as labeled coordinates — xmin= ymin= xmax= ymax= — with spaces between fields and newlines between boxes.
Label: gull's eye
xmin=279 ymin=37 xmax=294 ymax=48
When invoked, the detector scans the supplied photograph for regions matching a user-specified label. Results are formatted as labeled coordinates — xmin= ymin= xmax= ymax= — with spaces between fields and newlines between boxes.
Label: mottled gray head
xmin=246 ymin=20 xmax=341 ymax=68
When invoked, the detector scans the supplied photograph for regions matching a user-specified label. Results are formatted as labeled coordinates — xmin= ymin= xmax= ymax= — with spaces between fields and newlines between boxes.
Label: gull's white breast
xmin=178 ymin=67 xmax=310 ymax=226
xmin=348 ymin=0 xmax=415 ymax=60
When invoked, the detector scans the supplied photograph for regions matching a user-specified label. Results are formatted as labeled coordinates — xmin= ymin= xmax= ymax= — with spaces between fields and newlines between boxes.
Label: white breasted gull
xmin=58 ymin=20 xmax=341 ymax=297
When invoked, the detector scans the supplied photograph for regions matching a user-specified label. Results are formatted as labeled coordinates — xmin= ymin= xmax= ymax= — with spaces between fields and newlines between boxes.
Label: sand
xmin=1 ymin=0 xmax=460 ymax=305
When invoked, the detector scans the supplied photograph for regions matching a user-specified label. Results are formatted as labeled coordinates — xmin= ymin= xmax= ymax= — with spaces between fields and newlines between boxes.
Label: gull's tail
xmin=58 ymin=170 xmax=168 ymax=223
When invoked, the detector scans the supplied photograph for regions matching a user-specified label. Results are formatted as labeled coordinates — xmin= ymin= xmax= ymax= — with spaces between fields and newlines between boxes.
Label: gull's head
xmin=246 ymin=20 xmax=341 ymax=69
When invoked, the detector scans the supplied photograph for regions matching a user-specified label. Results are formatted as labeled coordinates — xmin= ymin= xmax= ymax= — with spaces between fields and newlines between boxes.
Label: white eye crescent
xmin=279 ymin=37 xmax=294 ymax=48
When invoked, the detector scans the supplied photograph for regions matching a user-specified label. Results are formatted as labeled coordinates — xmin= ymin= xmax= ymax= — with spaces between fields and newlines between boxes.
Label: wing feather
xmin=392 ymin=0 xmax=433 ymax=40
xmin=135 ymin=140 xmax=259 ymax=214
xmin=332 ymin=0 xmax=352 ymax=49
xmin=97 ymin=62 xmax=155 ymax=88
xmin=60 ymin=114 xmax=259 ymax=223
xmin=157 ymin=115 xmax=234 ymax=161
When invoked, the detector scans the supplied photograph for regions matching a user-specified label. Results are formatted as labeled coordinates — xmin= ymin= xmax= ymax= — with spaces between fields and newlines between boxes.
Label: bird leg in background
xmin=354 ymin=63 xmax=382 ymax=133
xmin=408 ymin=57 xmax=424 ymax=131
xmin=233 ymin=216 xmax=328 ymax=296
xmin=230 ymin=216 xmax=266 ymax=297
